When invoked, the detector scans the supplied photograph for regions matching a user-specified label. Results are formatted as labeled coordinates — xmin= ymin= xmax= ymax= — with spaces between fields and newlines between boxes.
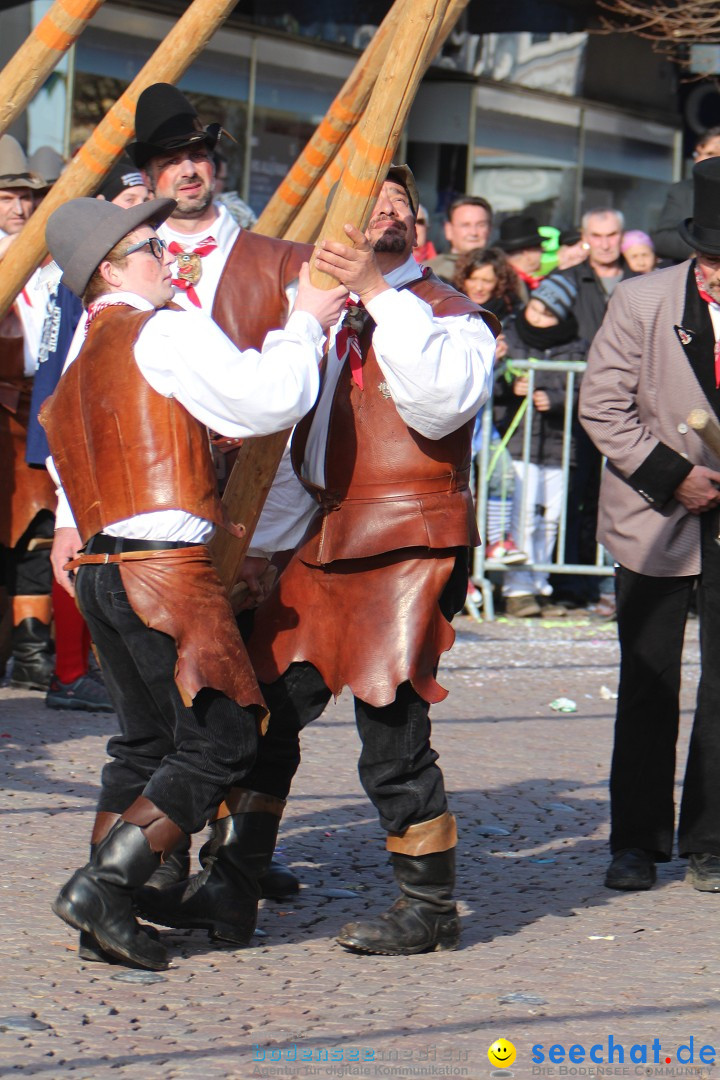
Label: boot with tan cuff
xmin=52 ymin=797 xmax=186 ymax=970
xmin=135 ymin=788 xmax=286 ymax=946
xmin=75 ymin=811 xmax=169 ymax=964
xmin=336 ymin=811 xmax=460 ymax=955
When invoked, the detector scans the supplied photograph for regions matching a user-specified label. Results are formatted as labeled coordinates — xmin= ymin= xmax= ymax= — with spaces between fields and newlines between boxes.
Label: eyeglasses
xmin=123 ymin=237 xmax=167 ymax=261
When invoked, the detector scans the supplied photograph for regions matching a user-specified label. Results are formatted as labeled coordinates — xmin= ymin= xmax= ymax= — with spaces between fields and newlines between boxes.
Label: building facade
xmin=4 ymin=1 xmax=689 ymax=242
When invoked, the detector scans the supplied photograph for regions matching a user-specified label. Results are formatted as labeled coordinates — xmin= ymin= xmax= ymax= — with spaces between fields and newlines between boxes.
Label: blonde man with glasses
xmin=39 ymin=196 xmax=346 ymax=971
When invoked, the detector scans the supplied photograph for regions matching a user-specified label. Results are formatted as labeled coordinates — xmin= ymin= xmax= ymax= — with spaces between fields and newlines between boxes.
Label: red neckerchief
xmin=515 ymin=267 xmax=544 ymax=291
xmin=694 ymin=264 xmax=720 ymax=387
xmin=85 ymin=300 xmax=132 ymax=333
xmin=168 ymin=236 xmax=218 ymax=307
xmin=334 ymin=298 xmax=366 ymax=389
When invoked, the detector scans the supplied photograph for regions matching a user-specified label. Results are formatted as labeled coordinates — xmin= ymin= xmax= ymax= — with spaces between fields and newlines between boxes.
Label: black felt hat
xmin=679 ymin=158 xmax=720 ymax=256
xmin=126 ymin=83 xmax=221 ymax=169
xmin=497 ymin=214 xmax=543 ymax=253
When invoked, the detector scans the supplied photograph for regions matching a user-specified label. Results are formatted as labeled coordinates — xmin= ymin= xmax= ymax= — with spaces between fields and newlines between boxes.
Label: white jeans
xmin=503 ymin=462 xmax=564 ymax=598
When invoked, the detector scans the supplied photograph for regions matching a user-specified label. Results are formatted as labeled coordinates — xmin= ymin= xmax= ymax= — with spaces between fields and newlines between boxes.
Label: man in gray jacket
xmin=580 ymin=157 xmax=720 ymax=894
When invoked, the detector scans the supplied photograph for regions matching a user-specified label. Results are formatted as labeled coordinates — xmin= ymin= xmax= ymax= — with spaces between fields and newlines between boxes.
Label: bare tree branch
xmin=598 ymin=0 xmax=720 ymax=69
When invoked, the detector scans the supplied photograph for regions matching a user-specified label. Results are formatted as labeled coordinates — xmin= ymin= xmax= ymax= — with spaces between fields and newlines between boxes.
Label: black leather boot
xmin=53 ymin=798 xmax=185 ymax=970
xmin=143 ymin=833 xmax=191 ymax=890
xmin=337 ymin=849 xmax=459 ymax=955
xmin=337 ymin=813 xmax=460 ymax=955
xmin=10 ymin=616 xmax=54 ymax=691
xmin=193 ymin=821 xmax=298 ymax=900
xmin=135 ymin=789 xmax=285 ymax=945
xmin=259 ymin=860 xmax=300 ymax=900
xmin=76 ymin=811 xmax=165 ymax=964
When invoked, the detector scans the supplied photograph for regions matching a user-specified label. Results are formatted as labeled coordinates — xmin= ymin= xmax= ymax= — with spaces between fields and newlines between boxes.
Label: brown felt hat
xmin=0 ymin=135 xmax=46 ymax=191
xmin=46 ymin=196 xmax=176 ymax=297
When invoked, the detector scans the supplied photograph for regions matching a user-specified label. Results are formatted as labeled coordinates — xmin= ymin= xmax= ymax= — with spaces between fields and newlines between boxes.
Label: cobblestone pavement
xmin=0 ymin=610 xmax=713 ymax=1080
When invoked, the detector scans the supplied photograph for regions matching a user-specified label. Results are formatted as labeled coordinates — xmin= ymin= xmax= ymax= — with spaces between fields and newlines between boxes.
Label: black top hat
xmin=497 ymin=214 xmax=543 ymax=253
xmin=679 ymin=158 xmax=720 ymax=256
xmin=126 ymin=83 xmax=221 ymax=169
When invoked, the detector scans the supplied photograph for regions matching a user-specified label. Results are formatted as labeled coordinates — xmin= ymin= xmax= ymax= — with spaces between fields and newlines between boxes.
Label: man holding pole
xmin=138 ymin=165 xmax=500 ymax=956
xmin=40 ymin=196 xmax=346 ymax=969
xmin=123 ymin=81 xmax=314 ymax=898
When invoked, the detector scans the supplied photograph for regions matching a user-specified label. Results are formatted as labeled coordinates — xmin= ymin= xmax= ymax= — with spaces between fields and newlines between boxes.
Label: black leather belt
xmin=85 ymin=534 xmax=202 ymax=555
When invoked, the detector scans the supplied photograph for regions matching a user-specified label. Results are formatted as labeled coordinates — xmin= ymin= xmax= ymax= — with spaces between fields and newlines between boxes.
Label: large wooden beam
xmin=210 ymin=0 xmax=455 ymax=594
xmin=0 ymin=0 xmax=105 ymax=138
xmin=0 ymin=0 xmax=239 ymax=321
xmin=258 ymin=0 xmax=470 ymax=244
xmin=252 ymin=0 xmax=405 ymax=240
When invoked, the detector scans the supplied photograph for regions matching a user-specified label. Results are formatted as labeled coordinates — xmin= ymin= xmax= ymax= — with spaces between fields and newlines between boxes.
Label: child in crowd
xmin=493 ymin=276 xmax=588 ymax=617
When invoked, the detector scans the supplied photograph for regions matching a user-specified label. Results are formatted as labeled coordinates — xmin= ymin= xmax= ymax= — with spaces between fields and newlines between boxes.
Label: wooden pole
xmin=283 ymin=0 xmax=470 ymax=245
xmin=253 ymin=0 xmax=405 ymax=239
xmin=258 ymin=0 xmax=470 ymax=243
xmin=211 ymin=0 xmax=454 ymax=593
xmin=0 ymin=0 xmax=105 ymax=137
xmin=0 ymin=0 xmax=239 ymax=320
xmin=308 ymin=0 xmax=451 ymax=285
xmin=688 ymin=408 xmax=720 ymax=459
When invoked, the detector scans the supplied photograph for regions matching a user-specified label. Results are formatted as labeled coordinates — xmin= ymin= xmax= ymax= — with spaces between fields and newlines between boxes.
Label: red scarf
xmin=85 ymin=299 xmax=131 ymax=332
xmin=334 ymin=299 xmax=366 ymax=389
xmin=515 ymin=267 xmax=544 ymax=291
xmin=694 ymin=264 xmax=720 ymax=387
xmin=168 ymin=237 xmax=218 ymax=307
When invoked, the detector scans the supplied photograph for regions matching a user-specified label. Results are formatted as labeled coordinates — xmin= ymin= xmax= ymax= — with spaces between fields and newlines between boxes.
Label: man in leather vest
xmin=40 ymin=196 xmax=346 ymax=970
xmin=137 ymin=166 xmax=500 ymax=956
xmin=124 ymin=82 xmax=313 ymax=901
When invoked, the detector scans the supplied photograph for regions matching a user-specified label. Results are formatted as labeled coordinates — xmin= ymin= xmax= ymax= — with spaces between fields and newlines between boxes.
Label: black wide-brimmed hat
xmin=679 ymin=157 xmax=720 ymax=256
xmin=497 ymin=214 xmax=543 ymax=253
xmin=126 ymin=83 xmax=221 ymax=169
xmin=46 ymin=196 xmax=176 ymax=297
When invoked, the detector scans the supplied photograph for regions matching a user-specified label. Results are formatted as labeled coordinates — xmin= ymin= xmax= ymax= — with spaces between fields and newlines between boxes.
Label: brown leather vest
xmin=291 ymin=273 xmax=498 ymax=564
xmin=212 ymin=229 xmax=313 ymax=348
xmin=0 ymin=306 xmax=55 ymax=547
xmin=39 ymin=305 xmax=227 ymax=544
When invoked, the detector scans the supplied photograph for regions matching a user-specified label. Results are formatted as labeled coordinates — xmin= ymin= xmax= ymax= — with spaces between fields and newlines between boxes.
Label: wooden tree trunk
xmin=210 ymin=0 xmax=455 ymax=593
xmin=0 ymin=0 xmax=239 ymax=321
xmin=0 ymin=0 xmax=105 ymax=137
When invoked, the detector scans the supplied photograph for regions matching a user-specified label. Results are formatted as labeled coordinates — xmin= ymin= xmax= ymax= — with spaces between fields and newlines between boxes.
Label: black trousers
xmin=1 ymin=509 xmax=54 ymax=595
xmin=240 ymin=554 xmax=468 ymax=836
xmin=75 ymin=563 xmax=258 ymax=835
xmin=611 ymin=514 xmax=720 ymax=859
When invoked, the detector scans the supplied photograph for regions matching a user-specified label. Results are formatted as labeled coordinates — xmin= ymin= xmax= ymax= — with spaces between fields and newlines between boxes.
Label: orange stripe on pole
xmin=0 ymin=0 xmax=240 ymax=321
xmin=61 ymin=0 xmax=103 ymax=17
xmin=272 ymin=183 xmax=305 ymax=208
xmin=33 ymin=21 xmax=75 ymax=52
xmin=315 ymin=118 xmax=347 ymax=148
xmin=76 ymin=146 xmax=108 ymax=174
xmin=305 ymin=144 xmax=331 ymax=170
xmin=332 ymin=100 xmax=360 ymax=127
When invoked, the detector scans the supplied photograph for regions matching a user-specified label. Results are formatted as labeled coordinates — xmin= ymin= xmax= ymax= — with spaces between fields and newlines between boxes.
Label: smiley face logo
xmin=488 ymin=1038 xmax=516 ymax=1068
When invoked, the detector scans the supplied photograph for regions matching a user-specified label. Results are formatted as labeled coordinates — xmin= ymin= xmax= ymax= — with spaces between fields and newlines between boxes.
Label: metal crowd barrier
xmin=468 ymin=357 xmax=614 ymax=621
